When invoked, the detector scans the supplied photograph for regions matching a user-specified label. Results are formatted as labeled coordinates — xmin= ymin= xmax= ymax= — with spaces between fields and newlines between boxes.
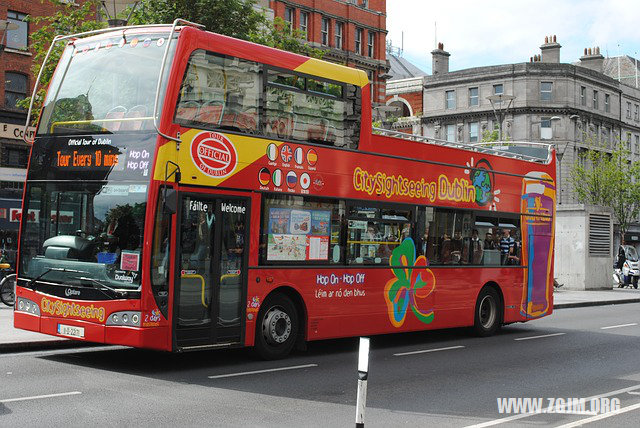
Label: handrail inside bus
xmin=372 ymin=127 xmax=554 ymax=164
xmin=49 ymin=117 xmax=154 ymax=133
xmin=23 ymin=20 xmax=204 ymax=144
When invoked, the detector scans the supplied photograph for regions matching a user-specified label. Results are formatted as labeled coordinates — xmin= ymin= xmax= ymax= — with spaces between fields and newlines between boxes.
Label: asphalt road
xmin=1 ymin=303 xmax=640 ymax=427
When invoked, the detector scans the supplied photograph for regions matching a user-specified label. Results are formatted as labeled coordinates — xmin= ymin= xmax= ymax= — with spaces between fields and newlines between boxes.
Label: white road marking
xmin=464 ymin=384 xmax=640 ymax=427
xmin=600 ymin=323 xmax=638 ymax=330
xmin=514 ymin=332 xmax=566 ymax=341
xmin=393 ymin=345 xmax=465 ymax=356
xmin=0 ymin=391 xmax=81 ymax=404
xmin=627 ymin=391 xmax=640 ymax=395
xmin=208 ymin=363 xmax=318 ymax=379
xmin=556 ymin=402 xmax=640 ymax=427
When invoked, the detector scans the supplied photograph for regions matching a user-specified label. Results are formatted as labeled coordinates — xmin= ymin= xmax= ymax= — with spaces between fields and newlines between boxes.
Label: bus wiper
xmin=29 ymin=267 xmax=88 ymax=290
xmin=72 ymin=276 xmax=127 ymax=298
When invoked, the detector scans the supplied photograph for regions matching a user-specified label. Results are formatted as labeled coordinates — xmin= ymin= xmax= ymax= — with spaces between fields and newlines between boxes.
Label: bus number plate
xmin=57 ymin=324 xmax=85 ymax=338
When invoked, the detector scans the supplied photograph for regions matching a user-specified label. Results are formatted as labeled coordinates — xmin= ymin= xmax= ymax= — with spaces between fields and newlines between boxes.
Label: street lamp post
xmin=100 ymin=0 xmax=140 ymax=27
xmin=487 ymin=94 xmax=516 ymax=141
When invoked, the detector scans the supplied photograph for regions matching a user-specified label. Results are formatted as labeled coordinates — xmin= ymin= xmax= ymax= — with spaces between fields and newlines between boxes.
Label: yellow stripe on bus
xmin=294 ymin=58 xmax=369 ymax=88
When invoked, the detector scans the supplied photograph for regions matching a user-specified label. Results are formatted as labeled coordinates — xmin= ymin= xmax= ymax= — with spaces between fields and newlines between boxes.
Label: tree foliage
xmin=570 ymin=138 xmax=640 ymax=242
xmin=128 ymin=0 xmax=323 ymax=58
xmin=17 ymin=0 xmax=105 ymax=123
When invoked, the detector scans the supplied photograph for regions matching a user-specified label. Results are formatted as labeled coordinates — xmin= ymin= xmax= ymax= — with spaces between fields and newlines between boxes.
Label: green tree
xmin=128 ymin=0 xmax=323 ymax=58
xmin=17 ymin=0 xmax=105 ymax=123
xmin=570 ymin=138 xmax=640 ymax=243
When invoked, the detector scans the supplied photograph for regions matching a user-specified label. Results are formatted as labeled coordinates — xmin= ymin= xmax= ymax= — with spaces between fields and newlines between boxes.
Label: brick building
xmin=269 ymin=0 xmax=389 ymax=106
xmin=1 ymin=0 xmax=68 ymax=261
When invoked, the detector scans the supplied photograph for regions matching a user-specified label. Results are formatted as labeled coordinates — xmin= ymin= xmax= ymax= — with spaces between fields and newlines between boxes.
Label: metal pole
xmin=355 ymin=337 xmax=370 ymax=428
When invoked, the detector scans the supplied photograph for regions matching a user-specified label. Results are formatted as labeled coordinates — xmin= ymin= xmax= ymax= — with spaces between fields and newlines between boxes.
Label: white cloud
xmin=387 ymin=0 xmax=640 ymax=73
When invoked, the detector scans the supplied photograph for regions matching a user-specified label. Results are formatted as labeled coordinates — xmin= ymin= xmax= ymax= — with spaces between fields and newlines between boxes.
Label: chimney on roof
xmin=431 ymin=42 xmax=450 ymax=75
xmin=579 ymin=46 xmax=604 ymax=73
xmin=540 ymin=35 xmax=561 ymax=63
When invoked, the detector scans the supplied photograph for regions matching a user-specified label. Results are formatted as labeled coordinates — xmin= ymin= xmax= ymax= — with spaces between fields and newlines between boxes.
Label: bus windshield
xmin=19 ymin=181 xmax=147 ymax=290
xmin=38 ymin=32 xmax=175 ymax=136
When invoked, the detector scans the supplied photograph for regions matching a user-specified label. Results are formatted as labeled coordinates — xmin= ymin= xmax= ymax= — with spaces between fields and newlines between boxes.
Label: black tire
xmin=634 ymin=276 xmax=639 ymax=289
xmin=254 ymin=293 xmax=299 ymax=360
xmin=473 ymin=287 xmax=501 ymax=337
xmin=0 ymin=274 xmax=16 ymax=307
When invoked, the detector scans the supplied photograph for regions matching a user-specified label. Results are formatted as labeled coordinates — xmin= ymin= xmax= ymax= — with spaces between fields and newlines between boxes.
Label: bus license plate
xmin=57 ymin=324 xmax=85 ymax=338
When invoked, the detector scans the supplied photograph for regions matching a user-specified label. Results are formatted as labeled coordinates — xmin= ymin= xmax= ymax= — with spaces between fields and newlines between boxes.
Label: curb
xmin=554 ymin=298 xmax=640 ymax=309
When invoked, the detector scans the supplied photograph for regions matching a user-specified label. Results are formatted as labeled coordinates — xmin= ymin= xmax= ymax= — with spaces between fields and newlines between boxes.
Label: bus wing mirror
xmin=163 ymin=189 xmax=178 ymax=215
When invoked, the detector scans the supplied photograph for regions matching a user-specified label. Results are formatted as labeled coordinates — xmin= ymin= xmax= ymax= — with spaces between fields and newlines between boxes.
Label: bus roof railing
xmin=23 ymin=20 xmax=205 ymax=144
xmin=372 ymin=127 xmax=554 ymax=164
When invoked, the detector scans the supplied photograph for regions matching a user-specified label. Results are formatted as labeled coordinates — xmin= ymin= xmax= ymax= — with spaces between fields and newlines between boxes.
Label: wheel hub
xmin=262 ymin=307 xmax=292 ymax=345
xmin=479 ymin=295 xmax=496 ymax=329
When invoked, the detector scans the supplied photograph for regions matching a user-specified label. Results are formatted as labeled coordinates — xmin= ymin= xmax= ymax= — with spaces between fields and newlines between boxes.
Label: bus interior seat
xmin=175 ymin=100 xmax=201 ymax=122
xmin=120 ymin=104 xmax=147 ymax=131
xmin=195 ymin=100 xmax=224 ymax=125
xmin=104 ymin=106 xmax=127 ymax=132
xmin=44 ymin=246 xmax=71 ymax=260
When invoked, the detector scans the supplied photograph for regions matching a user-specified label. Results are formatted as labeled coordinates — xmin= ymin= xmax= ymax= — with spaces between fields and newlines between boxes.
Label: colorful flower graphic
xmin=384 ymin=238 xmax=435 ymax=328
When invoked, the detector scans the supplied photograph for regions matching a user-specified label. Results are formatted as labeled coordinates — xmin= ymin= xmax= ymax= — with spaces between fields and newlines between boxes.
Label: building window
xmin=604 ymin=94 xmax=610 ymax=113
xmin=540 ymin=82 xmax=553 ymax=101
xmin=6 ymin=11 xmax=28 ymax=50
xmin=593 ymin=90 xmax=599 ymax=110
xmin=446 ymin=124 xmax=455 ymax=142
xmin=355 ymin=28 xmax=363 ymax=54
xmin=493 ymin=84 xmax=503 ymax=95
xmin=627 ymin=102 xmax=632 ymax=119
xmin=284 ymin=7 xmax=295 ymax=31
xmin=581 ymin=86 xmax=586 ymax=106
xmin=321 ymin=17 xmax=329 ymax=46
xmin=335 ymin=22 xmax=343 ymax=49
xmin=627 ymin=132 xmax=632 ymax=150
xmin=469 ymin=122 xmax=479 ymax=142
xmin=4 ymin=72 xmax=28 ymax=110
xmin=367 ymin=31 xmax=375 ymax=57
xmin=635 ymin=135 xmax=639 ymax=153
xmin=636 ymin=105 xmax=639 ymax=121
xmin=361 ymin=0 xmax=369 ymax=7
xmin=540 ymin=117 xmax=552 ymax=140
xmin=2 ymin=146 xmax=29 ymax=168
xmin=299 ymin=11 xmax=309 ymax=38
xmin=445 ymin=90 xmax=456 ymax=109
xmin=469 ymin=87 xmax=478 ymax=107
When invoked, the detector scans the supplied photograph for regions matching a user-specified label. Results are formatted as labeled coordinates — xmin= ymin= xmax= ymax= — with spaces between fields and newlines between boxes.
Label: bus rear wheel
xmin=473 ymin=287 xmax=501 ymax=337
xmin=255 ymin=293 xmax=298 ymax=360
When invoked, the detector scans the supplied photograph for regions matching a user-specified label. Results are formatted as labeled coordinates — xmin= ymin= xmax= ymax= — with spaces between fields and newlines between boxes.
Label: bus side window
xmin=499 ymin=217 xmax=521 ymax=266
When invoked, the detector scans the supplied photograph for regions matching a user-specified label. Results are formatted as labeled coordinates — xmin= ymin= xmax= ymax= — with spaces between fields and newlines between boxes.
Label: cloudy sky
xmin=387 ymin=0 xmax=640 ymax=74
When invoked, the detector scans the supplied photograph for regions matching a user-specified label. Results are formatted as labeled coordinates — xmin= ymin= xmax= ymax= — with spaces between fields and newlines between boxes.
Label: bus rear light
xmin=16 ymin=297 xmax=40 ymax=316
xmin=107 ymin=311 xmax=141 ymax=327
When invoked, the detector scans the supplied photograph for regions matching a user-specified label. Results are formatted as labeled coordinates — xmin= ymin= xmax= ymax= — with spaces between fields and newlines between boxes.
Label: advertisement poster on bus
xmin=266 ymin=207 xmax=331 ymax=261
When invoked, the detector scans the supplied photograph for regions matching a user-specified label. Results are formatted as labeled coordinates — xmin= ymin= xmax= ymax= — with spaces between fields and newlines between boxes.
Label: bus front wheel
xmin=255 ymin=293 xmax=299 ymax=360
xmin=473 ymin=287 xmax=501 ymax=337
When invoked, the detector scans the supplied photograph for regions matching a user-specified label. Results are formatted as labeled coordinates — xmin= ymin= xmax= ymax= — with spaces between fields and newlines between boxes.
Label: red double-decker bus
xmin=15 ymin=20 xmax=556 ymax=358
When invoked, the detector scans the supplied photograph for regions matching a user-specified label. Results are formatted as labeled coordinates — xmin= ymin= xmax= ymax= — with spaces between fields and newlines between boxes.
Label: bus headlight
xmin=106 ymin=311 xmax=141 ymax=327
xmin=16 ymin=297 xmax=40 ymax=316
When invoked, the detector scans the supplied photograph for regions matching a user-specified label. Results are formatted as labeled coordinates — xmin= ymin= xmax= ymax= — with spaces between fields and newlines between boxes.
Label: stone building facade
xmin=269 ymin=0 xmax=389 ymax=106
xmin=412 ymin=38 xmax=640 ymax=213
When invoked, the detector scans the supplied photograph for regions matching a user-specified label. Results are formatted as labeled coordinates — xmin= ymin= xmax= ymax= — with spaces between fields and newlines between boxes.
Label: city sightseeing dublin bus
xmin=15 ymin=20 xmax=556 ymax=359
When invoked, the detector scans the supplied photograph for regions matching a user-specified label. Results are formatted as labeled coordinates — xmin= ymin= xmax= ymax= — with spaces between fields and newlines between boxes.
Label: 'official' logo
xmin=190 ymin=131 xmax=237 ymax=178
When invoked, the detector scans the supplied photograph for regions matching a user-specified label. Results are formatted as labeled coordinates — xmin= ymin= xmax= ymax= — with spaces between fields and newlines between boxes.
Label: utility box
xmin=555 ymin=204 xmax=612 ymax=290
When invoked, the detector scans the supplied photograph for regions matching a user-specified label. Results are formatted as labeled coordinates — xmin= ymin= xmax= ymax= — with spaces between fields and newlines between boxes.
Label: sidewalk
xmin=1 ymin=288 xmax=640 ymax=352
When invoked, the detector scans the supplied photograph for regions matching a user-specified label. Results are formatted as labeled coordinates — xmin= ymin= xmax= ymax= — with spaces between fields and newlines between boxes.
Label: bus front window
xmin=38 ymin=32 xmax=175 ymax=136
xmin=19 ymin=182 xmax=147 ymax=290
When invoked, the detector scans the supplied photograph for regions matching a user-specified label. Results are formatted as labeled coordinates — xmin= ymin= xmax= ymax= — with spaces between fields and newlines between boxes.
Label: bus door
xmin=174 ymin=193 xmax=249 ymax=349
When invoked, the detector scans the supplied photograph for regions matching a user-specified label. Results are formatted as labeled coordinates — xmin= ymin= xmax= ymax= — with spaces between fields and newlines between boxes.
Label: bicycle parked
xmin=0 ymin=262 xmax=16 ymax=307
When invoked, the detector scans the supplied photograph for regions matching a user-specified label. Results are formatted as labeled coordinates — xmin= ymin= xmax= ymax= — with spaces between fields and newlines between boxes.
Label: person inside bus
xmin=500 ymin=228 xmax=515 ymax=265
xmin=363 ymin=222 xmax=380 ymax=261
xmin=440 ymin=233 xmax=452 ymax=264
xmin=484 ymin=232 xmax=496 ymax=250
xmin=225 ymin=220 xmax=245 ymax=269
xmin=464 ymin=228 xmax=484 ymax=265
xmin=451 ymin=231 xmax=463 ymax=264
